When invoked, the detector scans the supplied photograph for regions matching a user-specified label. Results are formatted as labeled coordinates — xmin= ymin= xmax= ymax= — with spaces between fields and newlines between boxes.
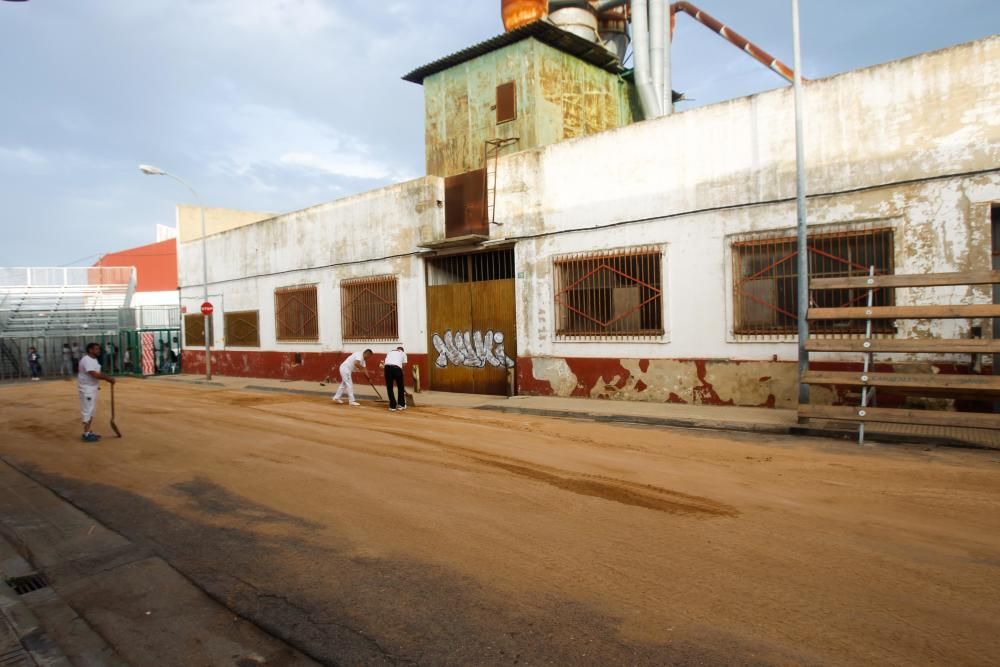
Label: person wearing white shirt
xmin=381 ymin=346 xmax=408 ymax=411
xmin=77 ymin=342 xmax=115 ymax=442
xmin=332 ymin=349 xmax=372 ymax=406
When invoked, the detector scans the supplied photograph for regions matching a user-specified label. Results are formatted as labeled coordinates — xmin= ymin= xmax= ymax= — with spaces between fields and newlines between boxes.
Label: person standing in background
xmin=60 ymin=343 xmax=73 ymax=377
xmin=70 ymin=341 xmax=82 ymax=374
xmin=28 ymin=347 xmax=42 ymax=381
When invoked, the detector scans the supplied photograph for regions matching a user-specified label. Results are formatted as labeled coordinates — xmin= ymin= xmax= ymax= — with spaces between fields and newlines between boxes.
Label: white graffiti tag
xmin=432 ymin=330 xmax=514 ymax=369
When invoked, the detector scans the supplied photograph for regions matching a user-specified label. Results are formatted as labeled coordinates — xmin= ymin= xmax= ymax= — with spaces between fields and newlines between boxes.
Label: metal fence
xmin=0 ymin=329 xmax=181 ymax=381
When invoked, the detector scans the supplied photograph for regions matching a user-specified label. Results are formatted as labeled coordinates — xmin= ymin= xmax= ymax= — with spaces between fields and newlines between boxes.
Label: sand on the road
xmin=2 ymin=378 xmax=999 ymax=665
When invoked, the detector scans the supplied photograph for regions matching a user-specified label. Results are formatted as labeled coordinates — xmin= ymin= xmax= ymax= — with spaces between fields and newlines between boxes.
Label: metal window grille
xmin=275 ymin=285 xmax=319 ymax=341
xmin=733 ymin=227 xmax=895 ymax=336
xmin=224 ymin=310 xmax=260 ymax=347
xmin=426 ymin=249 xmax=515 ymax=286
xmin=554 ymin=247 xmax=664 ymax=339
xmin=341 ymin=276 xmax=398 ymax=341
xmin=183 ymin=313 xmax=211 ymax=347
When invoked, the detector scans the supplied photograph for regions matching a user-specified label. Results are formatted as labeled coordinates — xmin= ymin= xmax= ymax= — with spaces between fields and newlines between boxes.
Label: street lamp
xmin=139 ymin=164 xmax=212 ymax=381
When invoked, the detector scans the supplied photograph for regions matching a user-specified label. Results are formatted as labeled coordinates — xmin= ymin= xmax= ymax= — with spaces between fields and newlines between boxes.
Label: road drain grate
xmin=3 ymin=573 xmax=48 ymax=595
xmin=0 ymin=646 xmax=32 ymax=666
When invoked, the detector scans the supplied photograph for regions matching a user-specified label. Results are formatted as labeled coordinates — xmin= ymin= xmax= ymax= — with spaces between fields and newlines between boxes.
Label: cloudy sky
xmin=1 ymin=0 xmax=997 ymax=267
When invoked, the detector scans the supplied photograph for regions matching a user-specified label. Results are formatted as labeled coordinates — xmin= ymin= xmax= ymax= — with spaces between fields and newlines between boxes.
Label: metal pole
xmin=199 ymin=203 xmax=212 ymax=380
xmin=164 ymin=173 xmax=212 ymax=381
xmin=792 ymin=0 xmax=809 ymax=404
xmin=663 ymin=0 xmax=673 ymax=115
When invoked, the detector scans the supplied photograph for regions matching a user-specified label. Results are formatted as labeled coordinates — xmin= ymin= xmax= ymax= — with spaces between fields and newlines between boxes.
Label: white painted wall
xmin=178 ymin=177 xmax=441 ymax=353
xmin=130 ymin=290 xmax=178 ymax=308
xmin=178 ymin=37 xmax=1000 ymax=368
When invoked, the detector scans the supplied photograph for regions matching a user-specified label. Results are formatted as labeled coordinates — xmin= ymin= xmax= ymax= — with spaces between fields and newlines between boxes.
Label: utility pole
xmin=792 ymin=0 xmax=809 ymax=404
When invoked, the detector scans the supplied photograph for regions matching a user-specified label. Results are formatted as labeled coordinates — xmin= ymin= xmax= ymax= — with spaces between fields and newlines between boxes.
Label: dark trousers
xmin=384 ymin=365 xmax=405 ymax=409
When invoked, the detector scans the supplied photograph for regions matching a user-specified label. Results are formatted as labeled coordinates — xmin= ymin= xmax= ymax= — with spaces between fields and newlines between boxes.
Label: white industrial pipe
xmin=631 ymin=0 xmax=661 ymax=119
xmin=662 ymin=0 xmax=672 ymax=114
xmin=649 ymin=0 xmax=665 ymax=109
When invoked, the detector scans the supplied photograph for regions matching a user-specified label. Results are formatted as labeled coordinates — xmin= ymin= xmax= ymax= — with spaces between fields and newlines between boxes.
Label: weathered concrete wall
xmin=178 ymin=37 xmax=1000 ymax=407
xmin=178 ymin=177 xmax=443 ymax=356
xmin=176 ymin=205 xmax=276 ymax=243
xmin=423 ymin=38 xmax=633 ymax=178
xmin=495 ymin=37 xmax=1000 ymax=404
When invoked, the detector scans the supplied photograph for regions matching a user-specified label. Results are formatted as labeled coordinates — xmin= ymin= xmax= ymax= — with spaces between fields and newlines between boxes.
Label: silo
xmin=501 ymin=0 xmax=548 ymax=31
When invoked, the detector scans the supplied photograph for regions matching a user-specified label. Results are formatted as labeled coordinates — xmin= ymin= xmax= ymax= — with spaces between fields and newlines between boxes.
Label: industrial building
xmin=176 ymin=1 xmax=1000 ymax=409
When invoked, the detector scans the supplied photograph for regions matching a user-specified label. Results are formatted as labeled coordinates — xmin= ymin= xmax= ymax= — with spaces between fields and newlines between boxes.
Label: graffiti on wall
xmin=432 ymin=330 xmax=514 ymax=369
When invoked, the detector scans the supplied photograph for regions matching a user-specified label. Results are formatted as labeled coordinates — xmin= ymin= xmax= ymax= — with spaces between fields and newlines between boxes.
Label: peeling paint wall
xmin=178 ymin=177 xmax=443 ymax=356
xmin=177 ymin=37 xmax=1000 ymax=407
xmin=423 ymin=38 xmax=633 ymax=178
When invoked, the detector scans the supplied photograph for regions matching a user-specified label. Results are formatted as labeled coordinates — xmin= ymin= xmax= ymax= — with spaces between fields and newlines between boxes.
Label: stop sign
xmin=200 ymin=302 xmax=214 ymax=316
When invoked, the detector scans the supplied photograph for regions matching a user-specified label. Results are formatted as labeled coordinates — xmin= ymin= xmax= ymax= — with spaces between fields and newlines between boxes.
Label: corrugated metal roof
xmin=403 ymin=20 xmax=622 ymax=85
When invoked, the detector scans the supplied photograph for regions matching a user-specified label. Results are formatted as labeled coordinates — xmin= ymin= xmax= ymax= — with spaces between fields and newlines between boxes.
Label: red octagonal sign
xmin=200 ymin=302 xmax=214 ymax=316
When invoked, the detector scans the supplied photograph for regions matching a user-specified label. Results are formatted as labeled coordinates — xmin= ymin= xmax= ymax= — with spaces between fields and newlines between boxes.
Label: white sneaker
xmin=388 ymin=407 xmax=396 ymax=412
xmin=349 ymin=401 xmax=361 ymax=406
xmin=398 ymin=405 xmax=407 ymax=411
xmin=332 ymin=398 xmax=344 ymax=404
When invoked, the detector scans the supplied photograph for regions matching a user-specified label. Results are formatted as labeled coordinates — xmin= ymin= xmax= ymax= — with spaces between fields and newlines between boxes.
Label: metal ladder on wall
xmin=483 ymin=138 xmax=518 ymax=227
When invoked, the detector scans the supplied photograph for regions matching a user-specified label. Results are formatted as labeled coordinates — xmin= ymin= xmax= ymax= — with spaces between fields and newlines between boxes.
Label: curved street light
xmin=139 ymin=164 xmax=212 ymax=380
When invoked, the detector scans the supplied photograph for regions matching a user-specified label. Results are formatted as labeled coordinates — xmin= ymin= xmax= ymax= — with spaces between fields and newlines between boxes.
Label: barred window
xmin=275 ymin=285 xmax=319 ymax=341
xmin=554 ymin=247 xmax=663 ymax=338
xmin=733 ymin=228 xmax=895 ymax=335
xmin=341 ymin=276 xmax=398 ymax=341
xmin=183 ymin=313 xmax=211 ymax=346
xmin=224 ymin=310 xmax=260 ymax=347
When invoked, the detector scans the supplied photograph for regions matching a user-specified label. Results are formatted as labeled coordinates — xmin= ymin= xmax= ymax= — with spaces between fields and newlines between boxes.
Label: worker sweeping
xmin=380 ymin=345 xmax=408 ymax=412
xmin=332 ymin=349 xmax=372 ymax=406
xmin=78 ymin=342 xmax=115 ymax=442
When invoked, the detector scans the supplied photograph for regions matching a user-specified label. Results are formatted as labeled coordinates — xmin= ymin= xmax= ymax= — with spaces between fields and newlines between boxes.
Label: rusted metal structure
xmin=498 ymin=1 xmax=800 ymax=118
xmin=501 ymin=0 xmax=548 ymax=31
xmin=671 ymin=1 xmax=797 ymax=83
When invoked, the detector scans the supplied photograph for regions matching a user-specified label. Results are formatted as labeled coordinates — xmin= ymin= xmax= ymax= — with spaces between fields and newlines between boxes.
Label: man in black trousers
xmin=381 ymin=346 xmax=407 ymax=412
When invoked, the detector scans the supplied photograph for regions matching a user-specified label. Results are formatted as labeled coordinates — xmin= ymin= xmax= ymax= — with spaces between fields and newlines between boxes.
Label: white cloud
xmin=207 ymin=103 xmax=409 ymax=184
xmin=0 ymin=146 xmax=47 ymax=165
xmin=198 ymin=0 xmax=337 ymax=35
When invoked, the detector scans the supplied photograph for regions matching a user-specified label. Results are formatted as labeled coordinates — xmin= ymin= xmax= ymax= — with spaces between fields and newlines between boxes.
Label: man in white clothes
xmin=332 ymin=349 xmax=372 ymax=406
xmin=381 ymin=346 xmax=408 ymax=412
xmin=78 ymin=342 xmax=115 ymax=442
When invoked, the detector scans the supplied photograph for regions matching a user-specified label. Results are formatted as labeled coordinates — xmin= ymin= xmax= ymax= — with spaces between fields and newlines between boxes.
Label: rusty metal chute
xmin=671 ymin=1 xmax=797 ymax=83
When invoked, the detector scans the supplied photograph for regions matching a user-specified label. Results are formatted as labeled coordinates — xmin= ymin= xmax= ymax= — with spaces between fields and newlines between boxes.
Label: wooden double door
xmin=426 ymin=249 xmax=516 ymax=395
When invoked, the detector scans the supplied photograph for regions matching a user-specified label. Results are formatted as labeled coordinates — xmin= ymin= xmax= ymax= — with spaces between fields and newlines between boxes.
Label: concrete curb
xmin=476 ymin=404 xmax=791 ymax=435
xmin=155 ymin=375 xmax=1000 ymax=451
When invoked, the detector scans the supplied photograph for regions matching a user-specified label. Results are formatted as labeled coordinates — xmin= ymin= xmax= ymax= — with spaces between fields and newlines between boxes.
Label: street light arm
xmin=161 ymin=171 xmax=203 ymax=208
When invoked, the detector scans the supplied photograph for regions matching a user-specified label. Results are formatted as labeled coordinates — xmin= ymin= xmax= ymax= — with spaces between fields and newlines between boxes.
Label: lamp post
xmin=139 ymin=164 xmax=212 ymax=380
xmin=792 ymin=0 xmax=808 ymax=404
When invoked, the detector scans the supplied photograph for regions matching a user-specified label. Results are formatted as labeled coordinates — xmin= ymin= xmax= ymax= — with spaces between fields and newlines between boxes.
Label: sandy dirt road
xmin=2 ymin=378 xmax=999 ymax=665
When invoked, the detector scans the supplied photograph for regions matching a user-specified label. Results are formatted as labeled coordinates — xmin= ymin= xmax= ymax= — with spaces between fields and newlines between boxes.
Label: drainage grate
xmin=3 ymin=573 xmax=48 ymax=596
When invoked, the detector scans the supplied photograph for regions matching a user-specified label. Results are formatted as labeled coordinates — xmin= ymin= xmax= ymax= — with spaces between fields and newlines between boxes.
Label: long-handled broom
xmin=110 ymin=383 xmax=122 ymax=438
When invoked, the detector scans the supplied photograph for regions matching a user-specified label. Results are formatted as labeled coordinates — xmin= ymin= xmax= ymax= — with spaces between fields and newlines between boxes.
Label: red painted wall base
xmin=182 ymin=349 xmax=431 ymax=390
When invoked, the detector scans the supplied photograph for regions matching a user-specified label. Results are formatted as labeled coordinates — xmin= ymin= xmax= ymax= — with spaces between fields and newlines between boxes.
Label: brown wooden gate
xmin=426 ymin=249 xmax=516 ymax=395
